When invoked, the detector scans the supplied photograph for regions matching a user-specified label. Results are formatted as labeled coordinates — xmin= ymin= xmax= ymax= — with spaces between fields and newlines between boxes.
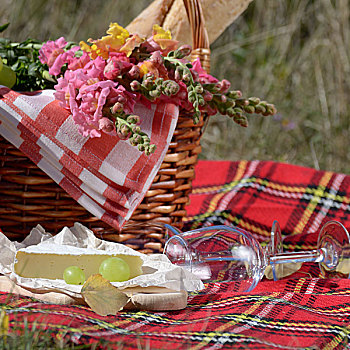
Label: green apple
xmin=0 ymin=57 xmax=16 ymax=88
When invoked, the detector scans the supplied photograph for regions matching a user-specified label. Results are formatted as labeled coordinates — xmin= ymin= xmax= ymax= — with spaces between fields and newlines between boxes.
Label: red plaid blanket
xmin=1 ymin=160 xmax=350 ymax=349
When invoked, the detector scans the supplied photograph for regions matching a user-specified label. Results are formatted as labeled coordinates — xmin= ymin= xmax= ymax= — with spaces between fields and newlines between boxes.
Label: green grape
xmin=99 ymin=257 xmax=130 ymax=282
xmin=0 ymin=58 xmax=16 ymax=88
xmin=63 ymin=266 xmax=86 ymax=285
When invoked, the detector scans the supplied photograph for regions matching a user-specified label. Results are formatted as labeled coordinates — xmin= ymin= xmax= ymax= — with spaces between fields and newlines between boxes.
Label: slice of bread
xmin=126 ymin=0 xmax=253 ymax=45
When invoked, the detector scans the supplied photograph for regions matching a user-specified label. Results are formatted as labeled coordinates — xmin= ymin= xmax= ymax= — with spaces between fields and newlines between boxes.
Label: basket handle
xmin=183 ymin=0 xmax=211 ymax=73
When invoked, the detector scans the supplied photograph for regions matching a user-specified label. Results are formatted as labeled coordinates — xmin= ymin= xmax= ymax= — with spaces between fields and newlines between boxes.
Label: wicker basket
xmin=0 ymin=0 xmax=210 ymax=254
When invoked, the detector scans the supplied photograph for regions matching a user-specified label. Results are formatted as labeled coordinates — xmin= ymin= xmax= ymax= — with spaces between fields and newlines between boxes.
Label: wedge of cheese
xmin=14 ymin=244 xmax=143 ymax=281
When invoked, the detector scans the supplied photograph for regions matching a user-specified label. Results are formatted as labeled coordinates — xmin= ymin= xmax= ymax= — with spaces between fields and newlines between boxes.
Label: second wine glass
xmin=163 ymin=221 xmax=350 ymax=292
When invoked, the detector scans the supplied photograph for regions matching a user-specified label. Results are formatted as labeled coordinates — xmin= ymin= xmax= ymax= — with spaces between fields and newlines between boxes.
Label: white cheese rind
xmin=14 ymin=245 xmax=143 ymax=280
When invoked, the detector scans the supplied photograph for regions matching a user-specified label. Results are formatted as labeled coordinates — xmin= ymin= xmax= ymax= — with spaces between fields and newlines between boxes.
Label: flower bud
xmin=98 ymin=117 xmax=115 ymax=133
xmin=143 ymin=77 xmax=155 ymax=89
xmin=226 ymin=108 xmax=235 ymax=117
xmin=174 ymin=68 xmax=182 ymax=81
xmin=226 ymin=99 xmax=235 ymax=108
xmin=234 ymin=115 xmax=248 ymax=127
xmin=183 ymin=73 xmax=191 ymax=82
xmin=177 ymin=45 xmax=192 ymax=58
xmin=233 ymin=107 xmax=243 ymax=115
xmin=235 ymin=98 xmax=249 ymax=107
xmin=127 ymin=115 xmax=140 ymax=125
xmin=145 ymin=144 xmax=156 ymax=155
xmin=227 ymin=90 xmax=242 ymax=99
xmin=202 ymin=90 xmax=213 ymax=102
xmin=149 ymin=89 xmax=161 ymax=98
xmin=127 ymin=65 xmax=140 ymax=80
xmin=267 ymin=104 xmax=277 ymax=115
xmin=248 ymin=97 xmax=260 ymax=105
xmin=120 ymin=124 xmax=130 ymax=137
xmin=130 ymin=137 xmax=138 ymax=146
xmin=214 ymin=83 xmax=222 ymax=92
xmin=131 ymin=134 xmax=143 ymax=145
xmin=111 ymin=102 xmax=124 ymax=114
xmin=142 ymin=135 xmax=150 ymax=144
xmin=132 ymin=125 xmax=141 ymax=133
xmin=188 ymin=91 xmax=196 ymax=102
xmin=255 ymin=104 xmax=266 ymax=114
xmin=244 ymin=105 xmax=255 ymax=114
xmin=198 ymin=96 xmax=205 ymax=106
xmin=193 ymin=111 xmax=201 ymax=124
xmin=217 ymin=103 xmax=226 ymax=115
xmin=130 ymin=80 xmax=141 ymax=91
xmin=155 ymin=77 xmax=164 ymax=86
xmin=195 ymin=84 xmax=204 ymax=94
xmin=162 ymin=80 xmax=179 ymax=95
xmin=219 ymin=79 xmax=231 ymax=93
xmin=117 ymin=131 xmax=128 ymax=140
xmin=138 ymin=143 xmax=146 ymax=152
xmin=149 ymin=51 xmax=164 ymax=65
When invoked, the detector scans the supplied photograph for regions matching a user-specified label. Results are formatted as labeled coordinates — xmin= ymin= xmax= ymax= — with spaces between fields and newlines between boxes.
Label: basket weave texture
xmin=0 ymin=0 xmax=210 ymax=254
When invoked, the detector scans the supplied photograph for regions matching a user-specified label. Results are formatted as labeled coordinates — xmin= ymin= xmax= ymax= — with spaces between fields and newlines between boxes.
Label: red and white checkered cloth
xmin=0 ymin=87 xmax=179 ymax=229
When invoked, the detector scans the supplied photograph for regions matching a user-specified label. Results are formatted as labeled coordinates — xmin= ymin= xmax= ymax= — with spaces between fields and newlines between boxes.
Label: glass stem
xmin=269 ymin=247 xmax=335 ymax=267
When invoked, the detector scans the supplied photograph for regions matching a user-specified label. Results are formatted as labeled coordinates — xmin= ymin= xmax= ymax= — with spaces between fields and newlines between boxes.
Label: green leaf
xmin=28 ymin=63 xmax=37 ymax=76
xmin=0 ymin=23 xmax=10 ymax=33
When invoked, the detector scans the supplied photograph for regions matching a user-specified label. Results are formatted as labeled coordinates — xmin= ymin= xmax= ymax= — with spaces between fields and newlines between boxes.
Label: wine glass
xmin=163 ymin=220 xmax=350 ymax=292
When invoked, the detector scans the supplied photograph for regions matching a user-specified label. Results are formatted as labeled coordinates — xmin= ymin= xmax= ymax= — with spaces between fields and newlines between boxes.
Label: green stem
xmin=164 ymin=56 xmax=201 ymax=123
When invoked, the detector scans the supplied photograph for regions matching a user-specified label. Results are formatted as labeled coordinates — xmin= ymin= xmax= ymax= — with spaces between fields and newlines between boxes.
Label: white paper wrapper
xmin=0 ymin=223 xmax=204 ymax=298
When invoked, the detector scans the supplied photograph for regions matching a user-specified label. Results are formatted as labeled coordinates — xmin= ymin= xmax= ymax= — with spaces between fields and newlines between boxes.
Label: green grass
xmin=206 ymin=0 xmax=350 ymax=174
xmin=1 ymin=0 xmax=349 ymax=173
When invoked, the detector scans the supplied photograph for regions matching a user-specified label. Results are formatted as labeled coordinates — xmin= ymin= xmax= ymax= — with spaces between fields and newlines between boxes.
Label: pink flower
xmin=39 ymin=37 xmax=67 ymax=65
xmin=104 ymin=54 xmax=133 ymax=80
xmin=83 ymin=56 xmax=106 ymax=80
xmin=191 ymin=58 xmax=218 ymax=84
xmin=108 ymin=85 xmax=136 ymax=114
xmin=138 ymin=51 xmax=169 ymax=79
xmin=54 ymin=69 xmax=89 ymax=109
xmin=39 ymin=37 xmax=78 ymax=76
xmin=75 ymin=80 xmax=117 ymax=136
xmin=141 ymin=25 xmax=178 ymax=55
xmin=67 ymin=51 xmax=91 ymax=71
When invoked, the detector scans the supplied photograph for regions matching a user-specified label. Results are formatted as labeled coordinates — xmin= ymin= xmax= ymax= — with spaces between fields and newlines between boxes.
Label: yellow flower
xmin=0 ymin=308 xmax=9 ymax=337
xmin=80 ymin=41 xmax=99 ymax=59
xmin=139 ymin=61 xmax=157 ymax=78
xmin=120 ymin=34 xmax=143 ymax=57
xmin=152 ymin=24 xmax=178 ymax=52
xmin=106 ymin=23 xmax=129 ymax=42
xmin=152 ymin=24 xmax=172 ymax=41
xmin=80 ymin=23 xmax=130 ymax=59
